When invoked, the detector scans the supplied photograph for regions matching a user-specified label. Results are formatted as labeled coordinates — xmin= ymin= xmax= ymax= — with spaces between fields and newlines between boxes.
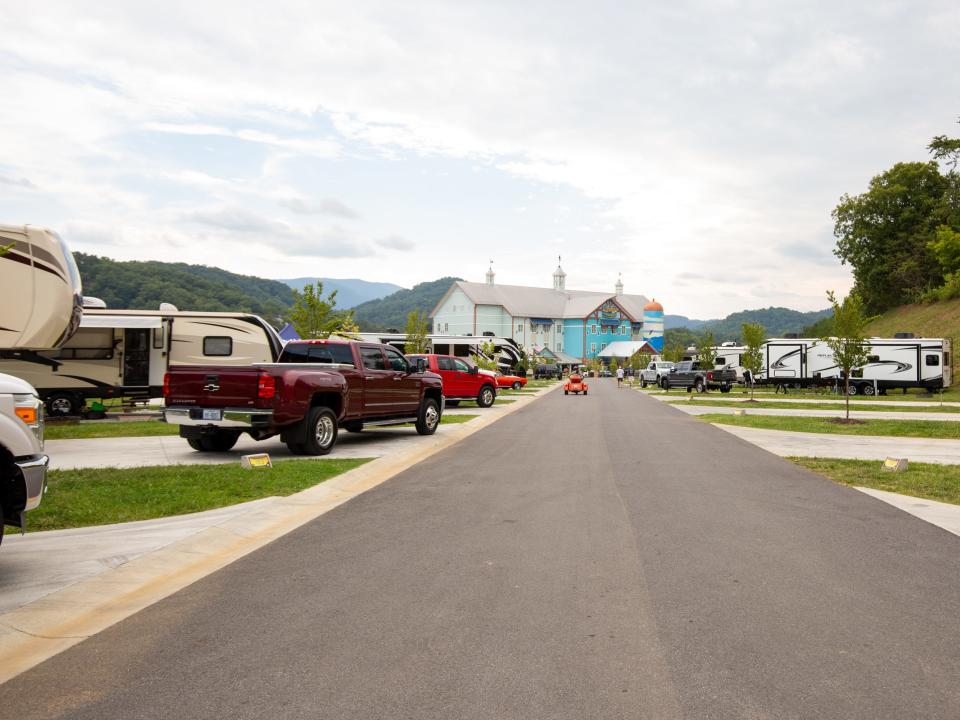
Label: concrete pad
xmin=667 ymin=402 xmax=960 ymax=422
xmin=649 ymin=393 xmax=960 ymax=408
xmin=712 ymin=424 xmax=960 ymax=464
xmin=856 ymin=488 xmax=960 ymax=537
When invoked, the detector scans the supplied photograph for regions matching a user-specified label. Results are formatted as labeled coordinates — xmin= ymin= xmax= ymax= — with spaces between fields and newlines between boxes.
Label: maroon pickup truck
xmin=163 ymin=339 xmax=444 ymax=455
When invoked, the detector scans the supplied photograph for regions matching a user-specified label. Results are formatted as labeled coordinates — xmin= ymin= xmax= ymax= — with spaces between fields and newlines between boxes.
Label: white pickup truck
xmin=0 ymin=223 xmax=83 ymax=542
xmin=639 ymin=361 xmax=675 ymax=388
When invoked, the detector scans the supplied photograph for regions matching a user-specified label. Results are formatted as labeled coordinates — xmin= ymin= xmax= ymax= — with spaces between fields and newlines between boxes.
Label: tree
xmin=289 ymin=282 xmax=346 ymax=339
xmin=403 ymin=310 xmax=430 ymax=354
xmin=470 ymin=341 xmax=499 ymax=371
xmin=609 ymin=357 xmax=619 ymax=375
xmin=740 ymin=322 xmax=765 ymax=401
xmin=928 ymin=118 xmax=960 ymax=170
xmin=832 ymin=160 xmax=958 ymax=314
xmin=823 ymin=291 xmax=871 ymax=421
xmin=631 ymin=352 xmax=649 ymax=374
xmin=697 ymin=331 xmax=717 ymax=369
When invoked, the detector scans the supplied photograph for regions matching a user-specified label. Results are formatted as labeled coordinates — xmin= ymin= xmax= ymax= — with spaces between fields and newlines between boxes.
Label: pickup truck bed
xmin=661 ymin=361 xmax=737 ymax=393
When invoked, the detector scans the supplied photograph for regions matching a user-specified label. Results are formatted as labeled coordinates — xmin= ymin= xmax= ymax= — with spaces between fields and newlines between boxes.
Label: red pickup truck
xmin=404 ymin=354 xmax=498 ymax=407
xmin=163 ymin=339 xmax=444 ymax=455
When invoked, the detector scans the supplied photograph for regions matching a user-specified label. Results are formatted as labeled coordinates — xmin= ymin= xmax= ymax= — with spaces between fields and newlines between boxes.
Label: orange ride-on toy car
xmin=564 ymin=374 xmax=588 ymax=395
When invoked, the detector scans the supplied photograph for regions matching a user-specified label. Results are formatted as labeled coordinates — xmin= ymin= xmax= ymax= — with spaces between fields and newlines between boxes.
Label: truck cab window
xmin=384 ymin=347 xmax=408 ymax=372
xmin=360 ymin=347 xmax=386 ymax=370
xmin=453 ymin=359 xmax=471 ymax=372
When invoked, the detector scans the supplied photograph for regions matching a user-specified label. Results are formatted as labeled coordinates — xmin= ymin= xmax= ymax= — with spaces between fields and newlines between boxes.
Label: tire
xmin=46 ymin=393 xmax=79 ymax=417
xmin=694 ymin=379 xmax=705 ymax=393
xmin=564 ymin=390 xmax=569 ymax=395
xmin=343 ymin=421 xmax=363 ymax=433
xmin=660 ymin=377 xmax=669 ymax=390
xmin=720 ymin=385 xmax=731 ymax=394
xmin=512 ymin=381 xmax=522 ymax=390
xmin=476 ymin=385 xmax=495 ymax=408
xmin=861 ymin=383 xmax=876 ymax=396
xmin=846 ymin=383 xmax=858 ymax=396
xmin=301 ymin=407 xmax=338 ymax=455
xmin=640 ymin=378 xmax=647 ymax=388
xmin=415 ymin=398 xmax=441 ymax=435
xmin=686 ymin=386 xmax=692 ymax=393
xmin=445 ymin=400 xmax=460 ymax=407
xmin=187 ymin=438 xmax=206 ymax=451
xmin=285 ymin=442 xmax=309 ymax=455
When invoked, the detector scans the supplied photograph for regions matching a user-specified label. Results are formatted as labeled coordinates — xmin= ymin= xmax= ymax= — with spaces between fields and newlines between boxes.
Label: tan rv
xmin=0 ymin=308 xmax=282 ymax=415
xmin=0 ymin=223 xmax=83 ymax=349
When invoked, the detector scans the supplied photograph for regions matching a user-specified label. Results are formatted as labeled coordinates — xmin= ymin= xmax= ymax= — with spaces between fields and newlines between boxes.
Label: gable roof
xmin=433 ymin=280 xmax=649 ymax=320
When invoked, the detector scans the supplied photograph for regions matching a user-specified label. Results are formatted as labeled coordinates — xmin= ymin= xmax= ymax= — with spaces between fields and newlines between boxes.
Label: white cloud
xmin=376 ymin=234 xmax=415 ymax=251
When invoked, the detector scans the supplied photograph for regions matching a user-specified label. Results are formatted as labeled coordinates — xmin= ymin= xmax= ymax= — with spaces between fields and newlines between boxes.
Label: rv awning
xmin=80 ymin=315 xmax=163 ymax=329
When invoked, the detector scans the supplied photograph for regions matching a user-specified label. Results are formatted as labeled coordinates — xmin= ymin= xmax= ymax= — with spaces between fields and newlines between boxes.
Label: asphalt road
xmin=3 ymin=379 xmax=960 ymax=718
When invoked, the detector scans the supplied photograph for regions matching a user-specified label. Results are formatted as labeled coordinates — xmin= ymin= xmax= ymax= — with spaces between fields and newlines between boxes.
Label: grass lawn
xmin=666 ymin=399 xmax=960 ymax=414
xmin=29 ymin=458 xmax=372 ymax=532
xmin=699 ymin=413 xmax=960 ymax=439
xmin=792 ymin=457 xmax=960 ymax=506
xmin=45 ymin=420 xmax=179 ymax=440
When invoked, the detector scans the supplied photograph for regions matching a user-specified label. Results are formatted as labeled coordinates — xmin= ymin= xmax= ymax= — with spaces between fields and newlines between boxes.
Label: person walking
xmin=616 ymin=366 xmax=624 ymax=388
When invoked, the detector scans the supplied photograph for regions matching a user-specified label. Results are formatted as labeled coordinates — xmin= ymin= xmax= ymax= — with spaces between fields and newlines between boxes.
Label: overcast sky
xmin=1 ymin=1 xmax=957 ymax=318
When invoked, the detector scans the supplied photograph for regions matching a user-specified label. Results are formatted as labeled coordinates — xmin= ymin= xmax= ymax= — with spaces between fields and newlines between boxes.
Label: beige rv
xmin=0 ymin=308 xmax=282 ymax=415
xmin=0 ymin=223 xmax=83 ymax=349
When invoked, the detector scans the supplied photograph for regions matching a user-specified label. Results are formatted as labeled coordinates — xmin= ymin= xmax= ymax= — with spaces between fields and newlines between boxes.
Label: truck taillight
xmin=706 ymin=371 xmax=713 ymax=381
xmin=163 ymin=372 xmax=170 ymax=399
xmin=258 ymin=373 xmax=276 ymax=399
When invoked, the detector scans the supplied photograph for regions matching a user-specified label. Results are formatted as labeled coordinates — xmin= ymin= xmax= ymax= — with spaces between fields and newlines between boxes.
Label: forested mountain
xmin=353 ymin=277 xmax=461 ymax=331
xmin=664 ymin=314 xmax=707 ymax=330
xmin=666 ymin=306 xmax=831 ymax=345
xmin=75 ymin=253 xmax=294 ymax=324
xmin=278 ymin=277 xmax=403 ymax=308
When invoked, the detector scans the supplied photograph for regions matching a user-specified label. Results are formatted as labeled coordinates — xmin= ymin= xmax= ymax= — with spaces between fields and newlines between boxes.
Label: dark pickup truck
xmin=163 ymin=339 xmax=445 ymax=455
xmin=660 ymin=360 xmax=737 ymax=393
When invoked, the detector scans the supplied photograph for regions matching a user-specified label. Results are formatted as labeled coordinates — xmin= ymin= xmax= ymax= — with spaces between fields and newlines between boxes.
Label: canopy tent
xmin=597 ymin=341 xmax=657 ymax=359
xmin=278 ymin=323 xmax=301 ymax=342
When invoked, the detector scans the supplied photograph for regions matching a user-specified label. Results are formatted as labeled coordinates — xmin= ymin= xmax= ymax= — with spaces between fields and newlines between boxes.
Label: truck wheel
xmin=512 ymin=381 xmax=522 ymax=390
xmin=302 ymin=407 xmax=338 ymax=455
xmin=187 ymin=438 xmax=206 ymax=451
xmin=660 ymin=378 xmax=669 ymax=390
xmin=46 ymin=393 xmax=79 ymax=417
xmin=694 ymin=379 xmax=705 ymax=393
xmin=720 ymin=385 xmax=731 ymax=393
xmin=846 ymin=384 xmax=858 ymax=396
xmin=445 ymin=400 xmax=460 ymax=407
xmin=476 ymin=385 xmax=495 ymax=408
xmin=415 ymin=398 xmax=441 ymax=435
xmin=640 ymin=378 xmax=647 ymax=388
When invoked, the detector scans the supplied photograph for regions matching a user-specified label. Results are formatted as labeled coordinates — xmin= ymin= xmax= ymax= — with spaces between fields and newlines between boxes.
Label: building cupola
xmin=486 ymin=260 xmax=495 ymax=286
xmin=615 ymin=273 xmax=623 ymax=297
xmin=552 ymin=256 xmax=566 ymax=291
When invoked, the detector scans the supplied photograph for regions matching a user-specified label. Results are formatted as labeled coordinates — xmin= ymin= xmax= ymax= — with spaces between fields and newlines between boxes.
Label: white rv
xmin=0 ymin=307 xmax=282 ymax=415
xmin=682 ymin=343 xmax=748 ymax=382
xmin=759 ymin=336 xmax=952 ymax=395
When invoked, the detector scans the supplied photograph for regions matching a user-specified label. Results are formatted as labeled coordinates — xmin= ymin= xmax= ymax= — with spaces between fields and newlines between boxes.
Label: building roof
xmin=434 ymin=280 xmax=650 ymax=320
xmin=597 ymin=340 xmax=658 ymax=358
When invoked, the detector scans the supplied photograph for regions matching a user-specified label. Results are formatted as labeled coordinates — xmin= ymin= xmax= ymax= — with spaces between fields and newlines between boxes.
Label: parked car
xmin=164 ymin=339 xmax=445 ymax=456
xmin=660 ymin=360 xmax=736 ymax=393
xmin=533 ymin=364 xmax=559 ymax=380
xmin=599 ymin=368 xmax=613 ymax=378
xmin=639 ymin=361 xmax=675 ymax=388
xmin=494 ymin=371 xmax=527 ymax=390
xmin=564 ymin=374 xmax=588 ymax=395
xmin=405 ymin=354 xmax=498 ymax=408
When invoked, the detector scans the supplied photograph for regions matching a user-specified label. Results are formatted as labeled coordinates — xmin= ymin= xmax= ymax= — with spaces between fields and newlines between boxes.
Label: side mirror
xmin=415 ymin=358 xmax=426 ymax=373
xmin=468 ymin=365 xmax=478 ymax=374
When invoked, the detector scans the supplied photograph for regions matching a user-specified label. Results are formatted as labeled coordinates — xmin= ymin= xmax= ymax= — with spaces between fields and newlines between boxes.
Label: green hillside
xmin=866 ymin=298 xmax=960 ymax=380
xmin=353 ymin=277 xmax=461 ymax=331
xmin=670 ymin=306 xmax=831 ymax=343
xmin=75 ymin=253 xmax=294 ymax=324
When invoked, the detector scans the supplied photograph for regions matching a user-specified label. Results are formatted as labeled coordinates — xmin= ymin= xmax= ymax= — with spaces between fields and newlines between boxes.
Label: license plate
xmin=202 ymin=409 xmax=222 ymax=421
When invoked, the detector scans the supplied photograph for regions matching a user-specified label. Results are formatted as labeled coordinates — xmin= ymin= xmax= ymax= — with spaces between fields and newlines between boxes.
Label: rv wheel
xmin=846 ymin=384 xmax=858 ymax=396
xmin=46 ymin=393 xmax=78 ymax=417
xmin=860 ymin=383 xmax=875 ymax=396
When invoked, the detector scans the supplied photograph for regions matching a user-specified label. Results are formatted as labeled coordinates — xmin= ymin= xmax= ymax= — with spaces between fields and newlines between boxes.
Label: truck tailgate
xmin=166 ymin=366 xmax=264 ymax=407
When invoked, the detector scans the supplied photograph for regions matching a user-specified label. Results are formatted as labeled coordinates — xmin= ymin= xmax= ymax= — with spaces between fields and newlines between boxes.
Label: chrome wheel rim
xmin=50 ymin=397 xmax=72 ymax=414
xmin=482 ymin=389 xmax=493 ymax=405
xmin=315 ymin=415 xmax=335 ymax=447
xmin=425 ymin=405 xmax=439 ymax=429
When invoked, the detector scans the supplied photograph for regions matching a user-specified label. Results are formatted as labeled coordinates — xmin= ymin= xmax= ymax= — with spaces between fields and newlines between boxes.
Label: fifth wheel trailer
xmin=0 ymin=308 xmax=283 ymax=415
xmin=759 ymin=337 xmax=952 ymax=395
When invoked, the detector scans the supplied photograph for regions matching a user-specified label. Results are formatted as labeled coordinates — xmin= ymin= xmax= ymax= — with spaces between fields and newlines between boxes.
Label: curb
xmin=0 ymin=382 xmax=561 ymax=684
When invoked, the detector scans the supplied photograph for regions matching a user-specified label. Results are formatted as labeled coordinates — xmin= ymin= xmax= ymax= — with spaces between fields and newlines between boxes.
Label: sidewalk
xmin=648 ymin=393 xmax=960 ymax=408
xmin=667 ymin=402 xmax=960 ymax=422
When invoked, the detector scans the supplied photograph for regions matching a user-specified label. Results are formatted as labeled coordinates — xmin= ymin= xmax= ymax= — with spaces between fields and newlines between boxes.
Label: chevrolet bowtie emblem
xmin=203 ymin=383 xmax=220 ymax=392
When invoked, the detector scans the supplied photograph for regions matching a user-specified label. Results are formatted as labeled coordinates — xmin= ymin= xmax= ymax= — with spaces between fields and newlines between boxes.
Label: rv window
xmin=926 ymin=354 xmax=940 ymax=367
xmin=153 ymin=326 xmax=165 ymax=349
xmin=59 ymin=347 xmax=114 ymax=360
xmin=867 ymin=355 xmax=880 ymax=364
xmin=714 ymin=357 xmax=725 ymax=366
xmin=203 ymin=337 xmax=233 ymax=356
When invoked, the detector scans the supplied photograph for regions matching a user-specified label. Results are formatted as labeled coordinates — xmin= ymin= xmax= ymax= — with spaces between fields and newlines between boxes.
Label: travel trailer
xmin=0 ymin=307 xmax=283 ymax=415
xmin=681 ymin=343 xmax=747 ymax=382
xmin=0 ymin=223 xmax=82 ymax=349
xmin=759 ymin=336 xmax=953 ymax=394
xmin=354 ymin=332 xmax=522 ymax=370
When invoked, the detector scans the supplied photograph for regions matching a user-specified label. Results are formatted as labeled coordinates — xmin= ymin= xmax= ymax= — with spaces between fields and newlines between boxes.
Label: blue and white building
xmin=430 ymin=264 xmax=665 ymax=362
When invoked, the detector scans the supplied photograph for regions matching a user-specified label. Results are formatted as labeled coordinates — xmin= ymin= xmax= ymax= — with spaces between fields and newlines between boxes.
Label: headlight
xmin=13 ymin=393 xmax=44 ymax=448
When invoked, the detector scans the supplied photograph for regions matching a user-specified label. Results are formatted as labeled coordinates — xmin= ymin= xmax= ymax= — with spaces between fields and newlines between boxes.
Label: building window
xmin=590 ymin=342 xmax=597 ymax=354
xmin=590 ymin=325 xmax=597 ymax=335
xmin=601 ymin=343 xmax=607 ymax=351
xmin=558 ymin=343 xmax=562 ymax=352
xmin=557 ymin=323 xmax=562 ymax=334
xmin=517 ymin=323 xmax=523 ymax=333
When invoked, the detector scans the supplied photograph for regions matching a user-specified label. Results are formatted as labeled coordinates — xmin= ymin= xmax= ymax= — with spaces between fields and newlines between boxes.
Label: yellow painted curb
xmin=0 ymin=382 xmax=561 ymax=684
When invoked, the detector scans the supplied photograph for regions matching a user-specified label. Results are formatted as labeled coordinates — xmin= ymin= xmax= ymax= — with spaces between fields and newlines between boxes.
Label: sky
xmin=1 ymin=1 xmax=958 ymax=318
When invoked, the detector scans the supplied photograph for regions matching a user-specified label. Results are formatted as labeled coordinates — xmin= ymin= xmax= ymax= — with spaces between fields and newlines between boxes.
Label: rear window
xmin=279 ymin=343 xmax=355 ymax=365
